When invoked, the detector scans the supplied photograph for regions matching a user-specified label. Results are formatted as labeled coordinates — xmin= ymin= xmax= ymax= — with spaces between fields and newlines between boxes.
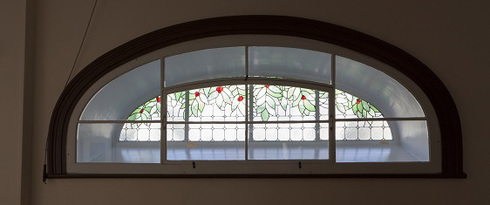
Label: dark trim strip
xmin=47 ymin=15 xmax=465 ymax=178
xmin=48 ymin=173 xmax=467 ymax=179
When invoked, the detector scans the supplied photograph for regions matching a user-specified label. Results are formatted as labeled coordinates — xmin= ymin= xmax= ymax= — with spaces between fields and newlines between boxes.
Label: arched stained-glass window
xmin=48 ymin=16 xmax=464 ymax=177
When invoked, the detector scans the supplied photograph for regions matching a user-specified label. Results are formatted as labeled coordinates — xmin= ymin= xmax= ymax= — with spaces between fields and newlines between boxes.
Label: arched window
xmin=47 ymin=16 xmax=464 ymax=177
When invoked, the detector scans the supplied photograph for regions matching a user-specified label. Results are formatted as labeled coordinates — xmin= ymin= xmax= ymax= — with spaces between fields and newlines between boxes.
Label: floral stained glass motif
xmin=120 ymin=97 xmax=161 ymax=141
xmin=167 ymin=91 xmax=185 ymax=121
xmin=188 ymin=85 xmax=246 ymax=121
xmin=335 ymin=90 xmax=382 ymax=119
xmin=128 ymin=96 xmax=161 ymax=120
xmin=252 ymin=85 xmax=328 ymax=122
xmin=121 ymin=85 xmax=388 ymax=142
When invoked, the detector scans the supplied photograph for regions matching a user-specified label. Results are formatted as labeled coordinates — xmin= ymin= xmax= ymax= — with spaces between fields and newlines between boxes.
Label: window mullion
xmin=185 ymin=91 xmax=190 ymax=142
xmin=329 ymin=54 xmax=336 ymax=162
xmin=161 ymin=57 xmax=167 ymax=163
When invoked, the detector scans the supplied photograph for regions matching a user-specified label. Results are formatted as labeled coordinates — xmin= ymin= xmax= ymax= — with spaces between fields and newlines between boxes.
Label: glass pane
xmin=336 ymin=56 xmax=424 ymax=118
xmin=335 ymin=89 xmax=383 ymax=119
xmin=77 ymin=123 xmax=160 ymax=163
xmin=336 ymin=120 xmax=429 ymax=162
xmin=119 ymin=122 xmax=161 ymax=141
xmin=335 ymin=121 xmax=392 ymax=141
xmin=126 ymin=96 xmax=161 ymax=121
xmin=249 ymin=47 xmax=331 ymax=84
xmin=167 ymin=91 xmax=186 ymax=122
xmin=252 ymin=85 xmax=328 ymax=122
xmin=166 ymin=124 xmax=246 ymax=161
xmin=248 ymin=123 xmax=329 ymax=160
xmin=165 ymin=47 xmax=246 ymax=87
xmin=188 ymin=85 xmax=246 ymax=122
xmin=81 ymin=60 xmax=160 ymax=120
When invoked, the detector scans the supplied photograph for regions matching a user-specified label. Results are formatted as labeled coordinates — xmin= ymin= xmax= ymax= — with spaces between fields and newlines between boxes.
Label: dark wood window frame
xmin=46 ymin=15 xmax=466 ymax=178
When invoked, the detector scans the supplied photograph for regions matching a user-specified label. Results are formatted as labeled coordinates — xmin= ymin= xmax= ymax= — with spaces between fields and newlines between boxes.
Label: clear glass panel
xmin=119 ymin=122 xmax=161 ymax=141
xmin=188 ymin=85 xmax=246 ymax=122
xmin=335 ymin=121 xmax=392 ymax=141
xmin=249 ymin=47 xmax=331 ymax=84
xmin=252 ymin=85 xmax=328 ymax=122
xmin=78 ymin=123 xmax=160 ymax=163
xmin=81 ymin=60 xmax=160 ymax=120
xmin=248 ymin=123 xmax=329 ymax=160
xmin=336 ymin=56 xmax=424 ymax=118
xmin=165 ymin=47 xmax=246 ymax=87
xmin=336 ymin=120 xmax=429 ymax=162
xmin=166 ymin=124 xmax=245 ymax=161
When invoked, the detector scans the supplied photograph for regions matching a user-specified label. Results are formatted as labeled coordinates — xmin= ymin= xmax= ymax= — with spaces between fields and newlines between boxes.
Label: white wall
xmin=5 ymin=0 xmax=488 ymax=204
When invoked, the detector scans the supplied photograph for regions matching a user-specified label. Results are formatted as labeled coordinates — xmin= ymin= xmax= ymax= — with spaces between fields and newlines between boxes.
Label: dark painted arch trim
xmin=47 ymin=15 xmax=465 ymax=177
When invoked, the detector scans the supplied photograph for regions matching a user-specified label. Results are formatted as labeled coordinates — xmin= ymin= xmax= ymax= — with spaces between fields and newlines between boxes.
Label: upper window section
xmin=80 ymin=60 xmax=160 ymax=120
xmin=164 ymin=47 xmax=246 ymax=87
xmin=248 ymin=47 xmax=331 ymax=84
xmin=336 ymin=56 xmax=425 ymax=118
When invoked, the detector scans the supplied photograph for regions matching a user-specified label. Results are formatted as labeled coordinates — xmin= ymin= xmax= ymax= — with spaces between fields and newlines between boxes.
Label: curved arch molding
xmin=47 ymin=15 xmax=465 ymax=178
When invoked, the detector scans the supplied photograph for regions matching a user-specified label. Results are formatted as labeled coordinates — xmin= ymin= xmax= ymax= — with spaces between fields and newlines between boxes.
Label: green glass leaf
xmin=361 ymin=101 xmax=370 ymax=112
xmin=257 ymin=105 xmax=266 ymax=113
xmin=267 ymin=89 xmax=282 ymax=98
xmin=191 ymin=103 xmax=198 ymax=117
xmin=128 ymin=115 xmax=137 ymax=121
xmin=303 ymin=99 xmax=316 ymax=112
xmin=198 ymin=100 xmax=205 ymax=112
xmin=261 ymin=108 xmax=270 ymax=121
xmin=280 ymin=97 xmax=288 ymax=111
xmin=352 ymin=103 xmax=358 ymax=113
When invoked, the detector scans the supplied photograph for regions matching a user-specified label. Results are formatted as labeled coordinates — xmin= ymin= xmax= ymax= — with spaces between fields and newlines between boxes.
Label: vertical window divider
xmin=161 ymin=57 xmax=167 ymax=164
xmin=244 ymin=45 xmax=249 ymax=161
xmin=184 ymin=91 xmax=190 ymax=142
xmin=329 ymin=54 xmax=336 ymax=163
xmin=315 ymin=90 xmax=320 ymax=142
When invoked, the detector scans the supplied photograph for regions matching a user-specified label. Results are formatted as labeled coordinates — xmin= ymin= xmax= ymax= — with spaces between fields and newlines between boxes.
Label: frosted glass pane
xmin=166 ymin=124 xmax=245 ymax=161
xmin=81 ymin=60 xmax=160 ymax=120
xmin=336 ymin=56 xmax=424 ymax=118
xmin=335 ymin=121 xmax=392 ymax=141
xmin=248 ymin=123 xmax=329 ymax=160
xmin=249 ymin=47 xmax=331 ymax=84
xmin=77 ymin=123 xmax=160 ymax=163
xmin=165 ymin=47 xmax=246 ymax=87
xmin=336 ymin=120 xmax=429 ymax=162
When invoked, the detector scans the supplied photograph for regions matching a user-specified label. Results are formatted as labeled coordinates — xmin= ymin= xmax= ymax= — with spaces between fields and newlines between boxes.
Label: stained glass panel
xmin=188 ymin=85 xmax=246 ymax=122
xmin=335 ymin=90 xmax=383 ymax=119
xmin=167 ymin=91 xmax=185 ymax=122
xmin=252 ymin=85 xmax=328 ymax=122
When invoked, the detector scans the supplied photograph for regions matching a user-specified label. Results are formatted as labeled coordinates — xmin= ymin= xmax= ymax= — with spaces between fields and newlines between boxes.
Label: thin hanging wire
xmin=64 ymin=0 xmax=98 ymax=87
xmin=44 ymin=0 xmax=98 ymax=183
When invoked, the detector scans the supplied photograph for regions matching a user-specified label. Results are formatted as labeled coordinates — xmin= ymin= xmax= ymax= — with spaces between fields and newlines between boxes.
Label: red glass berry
xmin=356 ymin=99 xmax=362 ymax=104
xmin=195 ymin=92 xmax=200 ymax=97
xmin=237 ymin=96 xmax=244 ymax=101
xmin=265 ymin=85 xmax=269 ymax=88
xmin=301 ymin=95 xmax=306 ymax=100
xmin=216 ymin=87 xmax=223 ymax=93
xmin=156 ymin=97 xmax=161 ymax=103
xmin=139 ymin=109 xmax=144 ymax=114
